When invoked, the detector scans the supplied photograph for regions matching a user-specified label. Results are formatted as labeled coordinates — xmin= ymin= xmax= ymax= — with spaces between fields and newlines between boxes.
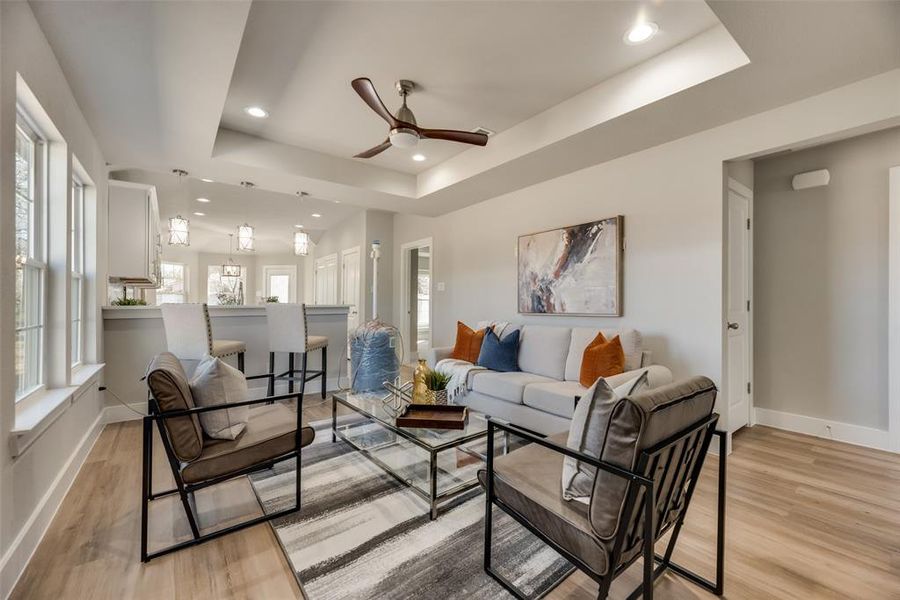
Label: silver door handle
xmin=727 ymin=322 xmax=739 ymax=330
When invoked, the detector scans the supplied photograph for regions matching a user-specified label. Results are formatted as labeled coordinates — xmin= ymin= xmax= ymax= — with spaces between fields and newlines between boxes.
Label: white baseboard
xmin=103 ymin=377 xmax=344 ymax=424
xmin=0 ymin=409 xmax=105 ymax=600
xmin=754 ymin=407 xmax=894 ymax=452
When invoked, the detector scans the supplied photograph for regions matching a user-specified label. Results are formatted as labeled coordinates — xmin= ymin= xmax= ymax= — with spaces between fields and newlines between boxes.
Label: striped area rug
xmin=249 ymin=426 xmax=571 ymax=599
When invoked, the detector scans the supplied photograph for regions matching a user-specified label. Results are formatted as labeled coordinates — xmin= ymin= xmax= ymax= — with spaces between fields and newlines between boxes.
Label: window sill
xmin=12 ymin=363 xmax=105 ymax=457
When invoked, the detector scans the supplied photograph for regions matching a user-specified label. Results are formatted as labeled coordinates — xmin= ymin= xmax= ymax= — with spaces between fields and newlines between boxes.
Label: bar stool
xmin=160 ymin=303 xmax=247 ymax=372
xmin=265 ymin=303 xmax=328 ymax=398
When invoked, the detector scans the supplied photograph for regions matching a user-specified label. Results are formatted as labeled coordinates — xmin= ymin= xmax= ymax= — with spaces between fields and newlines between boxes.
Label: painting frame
xmin=517 ymin=215 xmax=624 ymax=317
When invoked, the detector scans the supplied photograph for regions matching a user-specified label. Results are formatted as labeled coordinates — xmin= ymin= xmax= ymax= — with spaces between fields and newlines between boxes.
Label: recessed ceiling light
xmin=196 ymin=197 xmax=210 ymax=203
xmin=311 ymin=213 xmax=322 ymax=218
xmin=193 ymin=212 xmax=205 ymax=216
xmin=294 ymin=224 xmax=304 ymax=228
xmin=412 ymin=153 xmax=426 ymax=162
xmin=624 ymin=21 xmax=658 ymax=45
xmin=200 ymin=178 xmax=214 ymax=183
xmin=244 ymin=106 xmax=269 ymax=118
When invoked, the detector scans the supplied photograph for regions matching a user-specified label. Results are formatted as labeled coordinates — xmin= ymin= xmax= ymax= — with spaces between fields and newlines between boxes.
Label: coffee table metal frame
xmin=331 ymin=391 xmax=506 ymax=519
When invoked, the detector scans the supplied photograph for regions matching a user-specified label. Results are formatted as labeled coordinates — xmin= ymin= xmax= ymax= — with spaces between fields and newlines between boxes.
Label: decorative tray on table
xmin=396 ymin=404 xmax=469 ymax=430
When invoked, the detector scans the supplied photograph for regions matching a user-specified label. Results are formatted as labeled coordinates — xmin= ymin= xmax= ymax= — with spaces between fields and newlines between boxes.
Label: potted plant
xmin=424 ymin=369 xmax=451 ymax=405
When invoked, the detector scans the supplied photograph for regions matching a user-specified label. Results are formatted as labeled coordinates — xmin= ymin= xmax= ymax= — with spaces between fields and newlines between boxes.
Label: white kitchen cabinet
xmin=108 ymin=180 xmax=161 ymax=287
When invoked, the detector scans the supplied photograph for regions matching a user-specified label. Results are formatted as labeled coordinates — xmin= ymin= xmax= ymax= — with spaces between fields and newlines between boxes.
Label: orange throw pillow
xmin=449 ymin=321 xmax=485 ymax=364
xmin=579 ymin=332 xmax=626 ymax=387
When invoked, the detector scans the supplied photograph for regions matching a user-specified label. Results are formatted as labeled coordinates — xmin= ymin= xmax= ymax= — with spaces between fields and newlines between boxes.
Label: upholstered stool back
xmin=265 ymin=303 xmax=311 ymax=353
xmin=160 ymin=303 xmax=212 ymax=360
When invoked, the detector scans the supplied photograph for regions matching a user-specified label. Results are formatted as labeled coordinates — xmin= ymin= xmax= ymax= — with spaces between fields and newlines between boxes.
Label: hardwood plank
xmin=10 ymin=398 xmax=900 ymax=599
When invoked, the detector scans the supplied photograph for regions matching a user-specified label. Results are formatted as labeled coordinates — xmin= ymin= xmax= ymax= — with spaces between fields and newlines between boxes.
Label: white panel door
xmin=314 ymin=254 xmax=337 ymax=304
xmin=726 ymin=186 xmax=751 ymax=433
xmin=341 ymin=247 xmax=361 ymax=333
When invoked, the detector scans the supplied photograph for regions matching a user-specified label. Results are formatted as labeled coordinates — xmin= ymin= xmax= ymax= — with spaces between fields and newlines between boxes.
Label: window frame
xmin=71 ymin=175 xmax=85 ymax=368
xmin=207 ymin=265 xmax=246 ymax=306
xmin=15 ymin=111 xmax=48 ymax=401
xmin=157 ymin=261 xmax=188 ymax=304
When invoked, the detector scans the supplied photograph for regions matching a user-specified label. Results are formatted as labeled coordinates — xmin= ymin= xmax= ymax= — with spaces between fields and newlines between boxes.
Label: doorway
xmin=314 ymin=253 xmax=337 ymax=304
xmin=725 ymin=178 xmax=753 ymax=437
xmin=341 ymin=246 xmax=361 ymax=338
xmin=263 ymin=265 xmax=297 ymax=303
xmin=400 ymin=238 xmax=433 ymax=362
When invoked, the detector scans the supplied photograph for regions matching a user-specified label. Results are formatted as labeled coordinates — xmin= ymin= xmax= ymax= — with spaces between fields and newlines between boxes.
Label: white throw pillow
xmin=561 ymin=371 xmax=650 ymax=504
xmin=189 ymin=355 xmax=249 ymax=440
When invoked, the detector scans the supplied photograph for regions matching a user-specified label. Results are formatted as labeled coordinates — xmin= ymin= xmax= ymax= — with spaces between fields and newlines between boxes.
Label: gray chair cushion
xmin=518 ymin=325 xmax=572 ymax=380
xmin=146 ymin=352 xmax=204 ymax=462
xmin=478 ymin=433 xmax=611 ymax=577
xmin=522 ymin=380 xmax=587 ymax=419
xmin=181 ymin=403 xmax=314 ymax=484
xmin=471 ymin=371 xmax=556 ymax=404
xmin=589 ymin=376 xmax=717 ymax=541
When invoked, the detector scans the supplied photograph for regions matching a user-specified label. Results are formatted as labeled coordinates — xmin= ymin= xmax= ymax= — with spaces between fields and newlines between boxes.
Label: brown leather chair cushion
xmin=589 ymin=376 xmax=716 ymax=542
xmin=146 ymin=352 xmax=204 ymax=462
xmin=181 ymin=403 xmax=315 ymax=484
xmin=478 ymin=433 xmax=610 ymax=577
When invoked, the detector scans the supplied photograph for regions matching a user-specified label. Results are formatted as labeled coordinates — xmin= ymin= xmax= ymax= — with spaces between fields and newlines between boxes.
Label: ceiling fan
xmin=351 ymin=77 xmax=489 ymax=159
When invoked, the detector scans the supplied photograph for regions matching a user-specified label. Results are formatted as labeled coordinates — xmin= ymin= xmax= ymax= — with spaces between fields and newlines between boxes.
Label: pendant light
xmin=222 ymin=233 xmax=241 ymax=278
xmin=293 ymin=191 xmax=310 ymax=256
xmin=237 ymin=181 xmax=256 ymax=251
xmin=168 ymin=169 xmax=190 ymax=246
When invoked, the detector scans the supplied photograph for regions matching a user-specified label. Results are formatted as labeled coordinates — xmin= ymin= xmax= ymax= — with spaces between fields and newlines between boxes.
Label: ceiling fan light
xmin=389 ymin=128 xmax=419 ymax=149
xmin=294 ymin=231 xmax=310 ymax=256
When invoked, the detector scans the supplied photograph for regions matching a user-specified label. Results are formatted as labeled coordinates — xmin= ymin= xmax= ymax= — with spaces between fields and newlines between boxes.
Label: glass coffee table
xmin=331 ymin=390 xmax=507 ymax=519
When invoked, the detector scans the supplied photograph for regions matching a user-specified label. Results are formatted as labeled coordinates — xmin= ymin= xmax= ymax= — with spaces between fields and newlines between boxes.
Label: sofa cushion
xmin=477 ymin=433 xmax=610 ymax=577
xmin=471 ymin=371 xmax=555 ymax=404
xmin=477 ymin=328 xmax=521 ymax=372
xmin=146 ymin=352 xmax=204 ymax=462
xmin=518 ymin=325 xmax=572 ymax=380
xmin=579 ymin=333 xmax=625 ymax=387
xmin=190 ymin=355 xmax=250 ymax=440
xmin=565 ymin=328 xmax=643 ymax=380
xmin=522 ymin=380 xmax=588 ymax=419
xmin=450 ymin=321 xmax=486 ymax=363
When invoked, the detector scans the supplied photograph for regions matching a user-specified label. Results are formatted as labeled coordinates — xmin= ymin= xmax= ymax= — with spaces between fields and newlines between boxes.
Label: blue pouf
xmin=350 ymin=321 xmax=400 ymax=392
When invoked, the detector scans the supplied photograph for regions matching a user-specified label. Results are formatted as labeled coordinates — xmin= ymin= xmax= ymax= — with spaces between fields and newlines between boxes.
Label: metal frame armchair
xmin=482 ymin=377 xmax=726 ymax=600
xmin=141 ymin=352 xmax=315 ymax=562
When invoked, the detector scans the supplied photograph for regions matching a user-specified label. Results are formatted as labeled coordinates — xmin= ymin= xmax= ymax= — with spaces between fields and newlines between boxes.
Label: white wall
xmin=754 ymin=127 xmax=900 ymax=430
xmin=393 ymin=70 xmax=900 ymax=435
xmin=0 ymin=2 xmax=108 ymax=595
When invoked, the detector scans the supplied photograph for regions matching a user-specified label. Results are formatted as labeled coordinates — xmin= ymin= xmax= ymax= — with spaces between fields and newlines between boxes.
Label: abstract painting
xmin=518 ymin=216 xmax=623 ymax=315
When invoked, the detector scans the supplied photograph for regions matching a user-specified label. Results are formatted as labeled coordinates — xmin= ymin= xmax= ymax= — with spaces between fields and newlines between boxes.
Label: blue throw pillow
xmin=477 ymin=328 xmax=520 ymax=372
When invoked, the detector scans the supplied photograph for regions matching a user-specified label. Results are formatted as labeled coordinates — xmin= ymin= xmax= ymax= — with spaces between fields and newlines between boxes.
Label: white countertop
xmin=102 ymin=304 xmax=351 ymax=319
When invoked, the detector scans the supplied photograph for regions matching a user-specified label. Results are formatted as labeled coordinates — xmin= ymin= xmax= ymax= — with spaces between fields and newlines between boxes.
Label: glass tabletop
xmin=333 ymin=390 xmax=488 ymax=450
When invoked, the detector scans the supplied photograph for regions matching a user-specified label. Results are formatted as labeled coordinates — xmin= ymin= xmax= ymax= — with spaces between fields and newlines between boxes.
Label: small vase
xmin=412 ymin=359 xmax=430 ymax=404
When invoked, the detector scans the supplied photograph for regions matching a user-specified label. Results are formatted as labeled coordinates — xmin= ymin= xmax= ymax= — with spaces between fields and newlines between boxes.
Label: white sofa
xmin=428 ymin=324 xmax=672 ymax=435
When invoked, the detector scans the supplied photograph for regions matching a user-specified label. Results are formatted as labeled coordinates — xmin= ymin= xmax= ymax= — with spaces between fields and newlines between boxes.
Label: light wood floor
xmin=11 ymin=394 xmax=900 ymax=600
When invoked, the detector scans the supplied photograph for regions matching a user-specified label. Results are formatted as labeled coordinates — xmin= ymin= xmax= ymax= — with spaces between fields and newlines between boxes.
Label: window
xmin=15 ymin=115 xmax=46 ymax=399
xmin=157 ymin=262 xmax=187 ymax=304
xmin=207 ymin=265 xmax=245 ymax=305
xmin=263 ymin=265 xmax=296 ymax=303
xmin=71 ymin=176 xmax=84 ymax=367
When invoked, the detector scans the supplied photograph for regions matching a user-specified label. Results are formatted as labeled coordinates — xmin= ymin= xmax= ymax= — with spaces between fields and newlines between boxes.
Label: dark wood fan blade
xmin=354 ymin=139 xmax=392 ymax=159
xmin=418 ymin=128 xmax=488 ymax=146
xmin=351 ymin=78 xmax=398 ymax=127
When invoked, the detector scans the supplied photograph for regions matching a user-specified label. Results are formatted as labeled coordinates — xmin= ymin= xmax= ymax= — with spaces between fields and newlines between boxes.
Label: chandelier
xmin=222 ymin=233 xmax=241 ymax=278
xmin=167 ymin=169 xmax=190 ymax=246
xmin=294 ymin=230 xmax=310 ymax=256
xmin=237 ymin=181 xmax=256 ymax=251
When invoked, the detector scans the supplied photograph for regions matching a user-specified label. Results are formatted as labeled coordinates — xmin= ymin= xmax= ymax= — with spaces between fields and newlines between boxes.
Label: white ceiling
xmin=221 ymin=1 xmax=719 ymax=174
xmin=112 ymin=168 xmax=361 ymax=254
xmin=29 ymin=0 xmax=900 ymax=218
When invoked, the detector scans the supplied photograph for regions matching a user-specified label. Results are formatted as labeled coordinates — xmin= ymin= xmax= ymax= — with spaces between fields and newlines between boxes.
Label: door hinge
xmin=746 ymin=218 xmax=751 ymax=230
xmin=747 ymin=299 xmax=751 ymax=311
xmin=747 ymin=382 xmax=752 ymax=394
